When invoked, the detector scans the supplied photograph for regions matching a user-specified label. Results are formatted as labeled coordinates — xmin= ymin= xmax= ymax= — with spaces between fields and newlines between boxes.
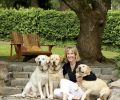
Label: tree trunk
xmin=62 ymin=0 xmax=112 ymax=63
xmin=60 ymin=0 xmax=69 ymax=10
xmin=76 ymin=11 xmax=106 ymax=63
xmin=31 ymin=0 xmax=39 ymax=7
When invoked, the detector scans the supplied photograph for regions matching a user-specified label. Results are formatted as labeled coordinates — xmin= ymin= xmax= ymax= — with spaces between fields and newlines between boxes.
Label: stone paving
xmin=0 ymin=61 xmax=119 ymax=100
xmin=0 ymin=96 xmax=51 ymax=100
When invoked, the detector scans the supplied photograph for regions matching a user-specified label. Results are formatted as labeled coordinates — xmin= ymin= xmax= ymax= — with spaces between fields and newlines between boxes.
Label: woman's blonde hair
xmin=64 ymin=46 xmax=80 ymax=63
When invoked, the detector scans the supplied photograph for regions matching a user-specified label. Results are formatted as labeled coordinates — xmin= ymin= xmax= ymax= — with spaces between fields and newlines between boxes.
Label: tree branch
xmin=62 ymin=0 xmax=93 ymax=13
xmin=91 ymin=0 xmax=109 ymax=13
xmin=105 ymin=0 xmax=111 ymax=9
xmin=62 ymin=0 xmax=80 ymax=12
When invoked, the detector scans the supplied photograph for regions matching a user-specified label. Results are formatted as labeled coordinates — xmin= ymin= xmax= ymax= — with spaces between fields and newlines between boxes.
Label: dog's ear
xmin=60 ymin=57 xmax=65 ymax=63
xmin=46 ymin=57 xmax=50 ymax=64
xmin=49 ymin=55 xmax=52 ymax=59
xmin=35 ymin=56 xmax=39 ymax=63
xmin=86 ymin=66 xmax=91 ymax=75
xmin=59 ymin=56 xmax=63 ymax=62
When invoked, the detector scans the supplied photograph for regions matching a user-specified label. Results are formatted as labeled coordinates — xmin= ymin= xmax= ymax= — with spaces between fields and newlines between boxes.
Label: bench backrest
xmin=11 ymin=32 xmax=41 ymax=53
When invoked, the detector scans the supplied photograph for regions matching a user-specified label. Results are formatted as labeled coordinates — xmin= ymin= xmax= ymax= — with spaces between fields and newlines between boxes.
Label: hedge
xmin=0 ymin=8 xmax=120 ymax=47
xmin=103 ymin=10 xmax=120 ymax=47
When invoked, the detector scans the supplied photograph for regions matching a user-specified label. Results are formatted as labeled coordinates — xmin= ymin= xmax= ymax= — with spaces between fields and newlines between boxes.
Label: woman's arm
xmin=63 ymin=64 xmax=67 ymax=78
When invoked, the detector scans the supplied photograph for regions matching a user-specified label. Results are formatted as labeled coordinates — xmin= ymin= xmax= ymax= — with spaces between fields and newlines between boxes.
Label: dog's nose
xmin=39 ymin=61 xmax=41 ymax=65
xmin=53 ymin=61 xmax=55 ymax=65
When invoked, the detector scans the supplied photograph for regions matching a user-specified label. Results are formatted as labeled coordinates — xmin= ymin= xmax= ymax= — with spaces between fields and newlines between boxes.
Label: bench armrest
xmin=40 ymin=45 xmax=55 ymax=52
xmin=10 ymin=42 xmax=22 ymax=45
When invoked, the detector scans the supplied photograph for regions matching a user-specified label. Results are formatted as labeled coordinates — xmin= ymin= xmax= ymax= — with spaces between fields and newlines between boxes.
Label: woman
xmin=54 ymin=46 xmax=84 ymax=100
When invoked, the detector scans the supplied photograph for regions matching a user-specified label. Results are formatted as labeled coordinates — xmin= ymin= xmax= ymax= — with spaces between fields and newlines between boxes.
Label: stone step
xmin=8 ymin=62 xmax=114 ymax=75
xmin=0 ymin=87 xmax=22 ymax=95
xmin=10 ymin=75 xmax=112 ymax=88
xmin=11 ymin=69 xmax=113 ymax=81
xmin=11 ymin=78 xmax=29 ymax=87
xmin=13 ymin=72 xmax=32 ymax=78
xmin=0 ymin=61 xmax=117 ymax=99
xmin=7 ymin=62 xmax=116 ymax=83
xmin=8 ymin=62 xmax=37 ymax=72
xmin=92 ymin=67 xmax=113 ymax=75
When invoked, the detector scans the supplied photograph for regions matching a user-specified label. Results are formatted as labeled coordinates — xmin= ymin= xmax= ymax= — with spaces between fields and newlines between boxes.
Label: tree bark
xmin=31 ymin=0 xmax=39 ymax=7
xmin=76 ymin=11 xmax=106 ymax=63
xmin=62 ymin=0 xmax=111 ymax=63
xmin=59 ymin=0 xmax=69 ymax=10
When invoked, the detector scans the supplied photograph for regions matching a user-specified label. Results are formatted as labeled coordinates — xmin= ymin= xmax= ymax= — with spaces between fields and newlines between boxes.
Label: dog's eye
xmin=42 ymin=58 xmax=45 ymax=60
xmin=56 ymin=58 xmax=60 ymax=60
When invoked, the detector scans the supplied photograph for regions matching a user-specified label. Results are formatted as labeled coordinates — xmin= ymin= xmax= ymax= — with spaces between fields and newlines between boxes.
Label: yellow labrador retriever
xmin=76 ymin=64 xmax=111 ymax=100
xmin=48 ymin=54 xmax=63 ymax=99
xmin=11 ymin=55 xmax=50 ymax=99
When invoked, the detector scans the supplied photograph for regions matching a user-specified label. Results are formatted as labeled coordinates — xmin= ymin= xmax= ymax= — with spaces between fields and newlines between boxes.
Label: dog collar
xmin=83 ymin=71 xmax=97 ymax=81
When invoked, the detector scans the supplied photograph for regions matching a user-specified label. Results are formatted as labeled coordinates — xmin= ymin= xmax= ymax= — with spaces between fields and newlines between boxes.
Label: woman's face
xmin=66 ymin=49 xmax=76 ymax=63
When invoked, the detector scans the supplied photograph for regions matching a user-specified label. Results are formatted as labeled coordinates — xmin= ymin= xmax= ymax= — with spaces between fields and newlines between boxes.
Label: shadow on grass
xmin=0 ymin=56 xmax=35 ymax=63
xmin=0 ymin=56 xmax=9 ymax=61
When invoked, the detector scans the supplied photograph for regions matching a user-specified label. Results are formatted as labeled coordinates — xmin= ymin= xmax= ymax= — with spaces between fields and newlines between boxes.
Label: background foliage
xmin=111 ymin=0 xmax=120 ymax=10
xmin=103 ymin=10 xmax=120 ymax=47
xmin=0 ymin=8 xmax=120 ymax=48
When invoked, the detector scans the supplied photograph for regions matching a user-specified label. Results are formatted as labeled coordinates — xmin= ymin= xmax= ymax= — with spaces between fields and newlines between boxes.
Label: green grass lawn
xmin=0 ymin=41 xmax=119 ymax=60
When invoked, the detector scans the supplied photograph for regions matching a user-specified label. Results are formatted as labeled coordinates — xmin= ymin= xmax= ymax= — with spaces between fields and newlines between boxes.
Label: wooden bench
xmin=10 ymin=32 xmax=55 ymax=61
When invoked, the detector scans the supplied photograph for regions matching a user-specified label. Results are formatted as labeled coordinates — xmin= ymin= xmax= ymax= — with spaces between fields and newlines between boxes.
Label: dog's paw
xmin=74 ymin=83 xmax=79 ymax=91
xmin=48 ymin=95 xmax=53 ymax=99
xmin=67 ymin=95 xmax=74 ymax=100
xmin=32 ymin=93 xmax=38 ymax=98
xmin=40 ymin=95 xmax=45 ymax=99
xmin=97 ymin=98 xmax=101 ymax=100
xmin=21 ymin=94 xmax=26 ymax=98
xmin=81 ymin=94 xmax=87 ymax=100
xmin=22 ymin=95 xmax=25 ymax=98
xmin=30 ymin=94 xmax=37 ymax=98
xmin=81 ymin=98 xmax=85 ymax=100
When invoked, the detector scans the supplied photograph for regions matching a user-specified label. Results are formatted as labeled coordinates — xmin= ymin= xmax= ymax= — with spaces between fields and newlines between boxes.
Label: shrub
xmin=103 ymin=10 xmax=120 ymax=47
xmin=0 ymin=8 xmax=79 ymax=41
xmin=0 ymin=8 xmax=120 ymax=47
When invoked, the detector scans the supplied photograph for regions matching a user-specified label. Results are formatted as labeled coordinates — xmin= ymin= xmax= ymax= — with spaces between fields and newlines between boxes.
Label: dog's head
xmin=76 ymin=64 xmax=91 ymax=78
xmin=49 ymin=54 xmax=62 ymax=71
xmin=35 ymin=55 xmax=49 ymax=71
